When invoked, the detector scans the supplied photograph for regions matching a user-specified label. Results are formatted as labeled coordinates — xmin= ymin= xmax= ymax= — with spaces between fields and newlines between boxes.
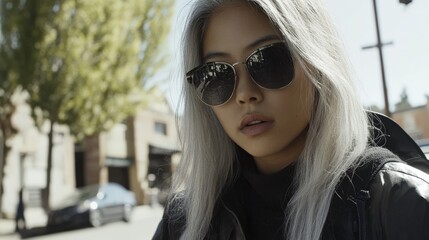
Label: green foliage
xmin=1 ymin=0 xmax=174 ymax=139
xmin=1 ymin=0 xmax=174 ymax=211
xmin=0 ymin=41 xmax=17 ymax=139
xmin=0 ymin=0 xmax=19 ymax=146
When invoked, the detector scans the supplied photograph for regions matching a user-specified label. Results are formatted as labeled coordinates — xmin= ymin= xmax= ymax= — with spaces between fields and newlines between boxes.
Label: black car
xmin=48 ymin=183 xmax=137 ymax=229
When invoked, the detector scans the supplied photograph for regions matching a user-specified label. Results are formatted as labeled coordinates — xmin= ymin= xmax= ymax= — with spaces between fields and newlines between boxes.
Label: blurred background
xmin=0 ymin=0 xmax=428 ymax=239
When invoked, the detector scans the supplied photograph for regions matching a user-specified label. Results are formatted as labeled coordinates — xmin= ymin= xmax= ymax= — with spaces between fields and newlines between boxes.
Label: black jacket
xmin=153 ymin=147 xmax=429 ymax=240
xmin=153 ymin=112 xmax=429 ymax=239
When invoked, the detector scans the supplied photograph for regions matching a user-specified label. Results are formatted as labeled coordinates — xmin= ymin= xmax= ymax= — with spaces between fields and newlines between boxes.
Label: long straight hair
xmin=171 ymin=0 xmax=369 ymax=239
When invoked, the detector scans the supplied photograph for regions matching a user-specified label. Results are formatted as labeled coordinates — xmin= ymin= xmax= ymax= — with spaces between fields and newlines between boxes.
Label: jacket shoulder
xmin=152 ymin=195 xmax=186 ymax=240
xmin=326 ymin=147 xmax=429 ymax=240
xmin=369 ymin=161 xmax=429 ymax=239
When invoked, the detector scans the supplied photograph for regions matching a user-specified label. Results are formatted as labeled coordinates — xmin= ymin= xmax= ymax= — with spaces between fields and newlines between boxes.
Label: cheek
xmin=212 ymin=108 xmax=236 ymax=135
xmin=275 ymin=78 xmax=314 ymax=128
xmin=301 ymin=80 xmax=315 ymax=119
xmin=291 ymin=72 xmax=315 ymax=118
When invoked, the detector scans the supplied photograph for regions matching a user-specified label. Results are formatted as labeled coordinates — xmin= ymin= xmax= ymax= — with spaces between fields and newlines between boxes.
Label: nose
xmin=233 ymin=63 xmax=263 ymax=105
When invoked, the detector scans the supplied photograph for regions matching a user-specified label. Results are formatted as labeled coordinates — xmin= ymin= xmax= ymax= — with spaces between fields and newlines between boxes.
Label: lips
xmin=240 ymin=114 xmax=274 ymax=136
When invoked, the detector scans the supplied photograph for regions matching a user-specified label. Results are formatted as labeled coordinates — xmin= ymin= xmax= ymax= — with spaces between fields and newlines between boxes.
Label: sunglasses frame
xmin=186 ymin=41 xmax=295 ymax=106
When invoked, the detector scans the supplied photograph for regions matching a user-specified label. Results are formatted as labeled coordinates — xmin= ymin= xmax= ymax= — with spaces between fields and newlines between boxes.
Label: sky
xmin=163 ymin=0 xmax=429 ymax=113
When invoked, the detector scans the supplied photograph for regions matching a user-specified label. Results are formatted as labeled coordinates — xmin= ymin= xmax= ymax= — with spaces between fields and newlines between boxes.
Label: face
xmin=202 ymin=1 xmax=314 ymax=174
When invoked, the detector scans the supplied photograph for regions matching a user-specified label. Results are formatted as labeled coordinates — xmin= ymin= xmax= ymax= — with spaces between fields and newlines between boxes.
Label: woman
xmin=154 ymin=0 xmax=429 ymax=239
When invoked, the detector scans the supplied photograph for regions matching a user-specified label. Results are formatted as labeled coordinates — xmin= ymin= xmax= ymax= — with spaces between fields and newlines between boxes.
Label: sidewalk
xmin=0 ymin=205 xmax=163 ymax=240
xmin=0 ymin=208 xmax=47 ymax=240
xmin=0 ymin=217 xmax=18 ymax=240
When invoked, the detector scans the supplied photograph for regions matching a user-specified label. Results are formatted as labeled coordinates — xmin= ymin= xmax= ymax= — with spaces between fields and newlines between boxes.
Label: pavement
xmin=0 ymin=205 xmax=162 ymax=240
xmin=0 ymin=207 xmax=47 ymax=240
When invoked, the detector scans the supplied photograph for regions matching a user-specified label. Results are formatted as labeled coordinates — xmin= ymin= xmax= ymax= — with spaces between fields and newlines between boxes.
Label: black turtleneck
xmin=240 ymin=158 xmax=296 ymax=240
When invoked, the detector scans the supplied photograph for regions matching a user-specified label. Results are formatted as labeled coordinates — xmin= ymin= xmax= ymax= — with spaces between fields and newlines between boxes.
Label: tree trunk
xmin=42 ymin=120 xmax=54 ymax=212
xmin=0 ymin=100 xmax=16 ymax=217
xmin=0 ymin=128 xmax=7 ymax=217
xmin=0 ymin=121 xmax=14 ymax=218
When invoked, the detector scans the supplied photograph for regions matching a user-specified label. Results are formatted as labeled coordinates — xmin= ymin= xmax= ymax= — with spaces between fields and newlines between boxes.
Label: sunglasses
xmin=186 ymin=42 xmax=295 ymax=106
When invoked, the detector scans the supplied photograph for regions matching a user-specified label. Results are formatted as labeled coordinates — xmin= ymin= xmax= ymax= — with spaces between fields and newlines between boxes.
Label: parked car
xmin=47 ymin=183 xmax=136 ymax=229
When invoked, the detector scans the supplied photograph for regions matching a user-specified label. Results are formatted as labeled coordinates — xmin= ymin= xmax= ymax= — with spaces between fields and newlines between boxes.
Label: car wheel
xmin=123 ymin=204 xmax=132 ymax=223
xmin=89 ymin=209 xmax=102 ymax=227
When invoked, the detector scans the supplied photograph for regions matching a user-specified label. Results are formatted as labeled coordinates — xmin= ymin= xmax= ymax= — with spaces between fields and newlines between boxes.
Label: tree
xmin=0 ymin=1 xmax=20 ymax=216
xmin=0 ymin=68 xmax=18 ymax=218
xmin=1 ymin=0 xmax=174 ymax=210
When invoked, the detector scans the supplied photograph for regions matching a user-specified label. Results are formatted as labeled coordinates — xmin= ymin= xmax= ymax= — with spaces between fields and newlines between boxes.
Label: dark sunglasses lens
xmin=247 ymin=44 xmax=294 ymax=89
xmin=188 ymin=63 xmax=235 ymax=106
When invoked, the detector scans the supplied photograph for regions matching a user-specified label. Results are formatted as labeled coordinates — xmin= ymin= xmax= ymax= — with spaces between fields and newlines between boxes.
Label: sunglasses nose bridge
xmin=231 ymin=61 xmax=249 ymax=79
xmin=232 ymin=61 xmax=245 ymax=67
xmin=231 ymin=61 xmax=257 ymax=88
xmin=230 ymin=61 xmax=263 ymax=105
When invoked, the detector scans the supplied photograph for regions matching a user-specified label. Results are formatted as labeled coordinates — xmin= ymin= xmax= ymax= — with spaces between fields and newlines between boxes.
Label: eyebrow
xmin=203 ymin=34 xmax=282 ymax=62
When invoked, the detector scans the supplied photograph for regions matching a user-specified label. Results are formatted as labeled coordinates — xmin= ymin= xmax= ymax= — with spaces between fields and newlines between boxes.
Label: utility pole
xmin=362 ymin=0 xmax=413 ymax=117
xmin=399 ymin=0 xmax=412 ymax=5
xmin=362 ymin=0 xmax=392 ymax=117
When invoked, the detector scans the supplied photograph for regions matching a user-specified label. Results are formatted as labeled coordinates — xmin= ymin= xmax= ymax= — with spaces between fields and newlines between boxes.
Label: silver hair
xmin=172 ymin=0 xmax=370 ymax=239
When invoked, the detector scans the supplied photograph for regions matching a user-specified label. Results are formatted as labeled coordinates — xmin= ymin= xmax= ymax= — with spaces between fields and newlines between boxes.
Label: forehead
xmin=202 ymin=2 xmax=281 ymax=58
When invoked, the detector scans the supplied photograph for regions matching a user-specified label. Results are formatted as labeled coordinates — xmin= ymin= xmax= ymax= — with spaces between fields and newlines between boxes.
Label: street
xmin=1 ymin=205 xmax=164 ymax=240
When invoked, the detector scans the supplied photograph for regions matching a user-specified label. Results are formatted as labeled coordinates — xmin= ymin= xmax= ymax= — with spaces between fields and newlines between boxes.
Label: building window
xmin=155 ymin=121 xmax=167 ymax=135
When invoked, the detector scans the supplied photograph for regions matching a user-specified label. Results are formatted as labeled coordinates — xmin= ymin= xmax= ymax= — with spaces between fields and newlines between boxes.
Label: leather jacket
xmin=153 ymin=147 xmax=429 ymax=240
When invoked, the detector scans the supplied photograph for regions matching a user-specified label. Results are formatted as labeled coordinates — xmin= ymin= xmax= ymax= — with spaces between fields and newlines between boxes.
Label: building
xmin=392 ymin=96 xmax=429 ymax=141
xmin=1 ymin=90 xmax=179 ymax=218
xmin=75 ymin=92 xmax=180 ymax=205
